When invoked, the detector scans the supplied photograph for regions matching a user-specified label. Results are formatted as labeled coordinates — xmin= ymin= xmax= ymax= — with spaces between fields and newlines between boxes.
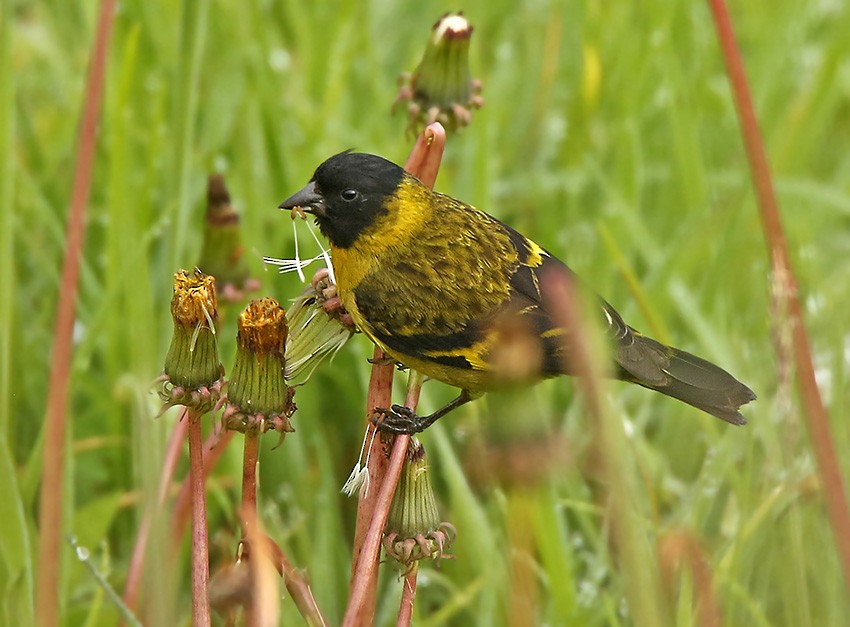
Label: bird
xmin=279 ymin=151 xmax=756 ymax=433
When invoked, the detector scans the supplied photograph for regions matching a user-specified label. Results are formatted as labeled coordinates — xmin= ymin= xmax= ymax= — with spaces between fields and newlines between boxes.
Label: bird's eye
xmin=341 ymin=189 xmax=359 ymax=202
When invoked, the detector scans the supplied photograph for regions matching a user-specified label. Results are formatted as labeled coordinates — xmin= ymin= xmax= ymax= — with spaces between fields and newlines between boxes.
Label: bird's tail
xmin=616 ymin=333 xmax=756 ymax=425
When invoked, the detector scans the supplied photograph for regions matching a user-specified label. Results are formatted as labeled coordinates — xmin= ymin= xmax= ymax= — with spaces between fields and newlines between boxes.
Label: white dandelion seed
xmin=263 ymin=211 xmax=335 ymax=284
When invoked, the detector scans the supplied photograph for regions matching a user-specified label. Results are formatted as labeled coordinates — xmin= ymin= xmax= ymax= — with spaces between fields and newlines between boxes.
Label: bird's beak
xmin=279 ymin=181 xmax=326 ymax=217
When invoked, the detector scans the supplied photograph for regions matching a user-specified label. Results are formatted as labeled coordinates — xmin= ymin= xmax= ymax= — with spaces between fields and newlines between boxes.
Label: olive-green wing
xmin=352 ymin=197 xmax=519 ymax=372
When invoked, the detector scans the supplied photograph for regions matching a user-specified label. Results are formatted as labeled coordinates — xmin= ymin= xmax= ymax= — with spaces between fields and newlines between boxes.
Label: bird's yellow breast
xmin=330 ymin=179 xmax=432 ymax=304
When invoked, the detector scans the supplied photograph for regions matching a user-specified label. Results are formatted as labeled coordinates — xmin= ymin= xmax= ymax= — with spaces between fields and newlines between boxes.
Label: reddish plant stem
xmin=397 ymin=564 xmax=419 ymax=627
xmin=241 ymin=431 xmax=260 ymax=539
xmin=172 ymin=428 xmax=235 ymax=544
xmin=281 ymin=552 xmax=329 ymax=627
xmin=708 ymin=0 xmax=850 ymax=591
xmin=347 ymin=348 xmax=394 ymax=624
xmin=344 ymin=432 xmax=409 ymax=627
xmin=239 ymin=431 xmax=260 ymax=626
xmin=345 ymin=375 xmax=424 ymax=627
xmin=123 ymin=412 xmax=190 ymax=616
xmin=658 ymin=529 xmax=722 ymax=627
xmin=188 ymin=409 xmax=211 ymax=627
xmin=402 ymin=124 xmax=447 ymax=189
xmin=345 ymin=124 xmax=446 ymax=627
xmin=236 ymin=433 xmax=259 ymax=624
xmin=35 ymin=1 xmax=117 ymax=625
xmin=240 ymin=433 xmax=328 ymax=626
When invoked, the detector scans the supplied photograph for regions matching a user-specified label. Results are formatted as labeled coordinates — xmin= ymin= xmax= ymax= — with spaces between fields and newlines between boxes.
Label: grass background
xmin=3 ymin=0 xmax=850 ymax=624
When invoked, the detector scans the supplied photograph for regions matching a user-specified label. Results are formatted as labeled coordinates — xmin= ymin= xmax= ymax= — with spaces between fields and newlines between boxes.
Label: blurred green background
xmin=3 ymin=0 xmax=850 ymax=624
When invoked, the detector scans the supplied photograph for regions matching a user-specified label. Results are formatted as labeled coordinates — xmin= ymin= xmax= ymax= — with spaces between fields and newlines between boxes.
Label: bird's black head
xmin=279 ymin=152 xmax=405 ymax=248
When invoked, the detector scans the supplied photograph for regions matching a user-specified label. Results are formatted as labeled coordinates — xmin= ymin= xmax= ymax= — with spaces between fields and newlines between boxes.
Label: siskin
xmin=279 ymin=152 xmax=755 ymax=433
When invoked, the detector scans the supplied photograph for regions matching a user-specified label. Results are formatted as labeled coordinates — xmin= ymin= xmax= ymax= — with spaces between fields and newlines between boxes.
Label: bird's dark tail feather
xmin=617 ymin=334 xmax=756 ymax=425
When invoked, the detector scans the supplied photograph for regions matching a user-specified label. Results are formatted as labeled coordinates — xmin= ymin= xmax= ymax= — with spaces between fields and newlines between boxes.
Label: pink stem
xmin=240 ymin=431 xmax=260 ymax=540
xmin=708 ymin=0 xmax=850 ymax=591
xmin=347 ymin=348 xmax=394 ymax=622
xmin=35 ymin=1 xmax=117 ymax=625
xmin=188 ymin=410 xmax=211 ymax=626
xmin=343 ymin=432 xmax=409 ymax=627
xmin=396 ymin=565 xmax=419 ymax=627
xmin=345 ymin=376 xmax=425 ymax=627
xmin=171 ymin=429 xmax=235 ymax=544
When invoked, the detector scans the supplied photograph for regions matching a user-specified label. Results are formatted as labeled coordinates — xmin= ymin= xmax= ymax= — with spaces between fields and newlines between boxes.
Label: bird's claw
xmin=367 ymin=356 xmax=395 ymax=366
xmin=372 ymin=404 xmax=425 ymax=434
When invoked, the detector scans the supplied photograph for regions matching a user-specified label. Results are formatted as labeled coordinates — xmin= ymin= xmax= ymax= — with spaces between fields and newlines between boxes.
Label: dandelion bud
xmin=383 ymin=440 xmax=456 ymax=573
xmin=222 ymin=298 xmax=296 ymax=438
xmin=198 ymin=174 xmax=260 ymax=303
xmin=394 ymin=12 xmax=484 ymax=136
xmin=158 ymin=269 xmax=225 ymax=414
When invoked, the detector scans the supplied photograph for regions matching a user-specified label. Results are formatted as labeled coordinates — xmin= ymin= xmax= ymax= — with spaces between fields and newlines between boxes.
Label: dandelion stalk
xmin=708 ymin=0 xmax=850 ymax=593
xmin=241 ymin=431 xmax=260 ymax=539
xmin=397 ymin=565 xmax=419 ymax=627
xmin=188 ymin=408 xmax=211 ymax=627
xmin=540 ymin=269 xmax=668 ymax=626
xmin=171 ymin=429 xmax=235 ymax=547
xmin=35 ymin=1 xmax=117 ymax=624
xmin=343 ymin=408 xmax=413 ymax=627
xmin=211 ymin=297 xmax=331 ymax=626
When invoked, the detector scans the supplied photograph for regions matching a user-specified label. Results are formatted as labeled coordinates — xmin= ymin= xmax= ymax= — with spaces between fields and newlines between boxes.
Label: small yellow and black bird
xmin=280 ymin=152 xmax=756 ymax=433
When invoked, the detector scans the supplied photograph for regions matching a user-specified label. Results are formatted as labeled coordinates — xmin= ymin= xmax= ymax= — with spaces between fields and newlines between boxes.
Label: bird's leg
xmin=373 ymin=390 xmax=473 ymax=434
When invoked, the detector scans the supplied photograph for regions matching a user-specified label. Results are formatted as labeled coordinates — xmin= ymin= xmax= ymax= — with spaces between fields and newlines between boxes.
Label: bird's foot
xmin=372 ymin=405 xmax=427 ymax=434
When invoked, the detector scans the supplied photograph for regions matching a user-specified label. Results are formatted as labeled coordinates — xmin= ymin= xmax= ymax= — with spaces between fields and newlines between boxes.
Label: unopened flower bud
xmin=198 ymin=174 xmax=260 ymax=303
xmin=394 ymin=13 xmax=484 ymax=136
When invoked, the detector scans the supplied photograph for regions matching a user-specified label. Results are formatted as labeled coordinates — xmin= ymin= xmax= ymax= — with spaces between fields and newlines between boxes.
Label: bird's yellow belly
xmin=373 ymin=341 xmax=493 ymax=393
